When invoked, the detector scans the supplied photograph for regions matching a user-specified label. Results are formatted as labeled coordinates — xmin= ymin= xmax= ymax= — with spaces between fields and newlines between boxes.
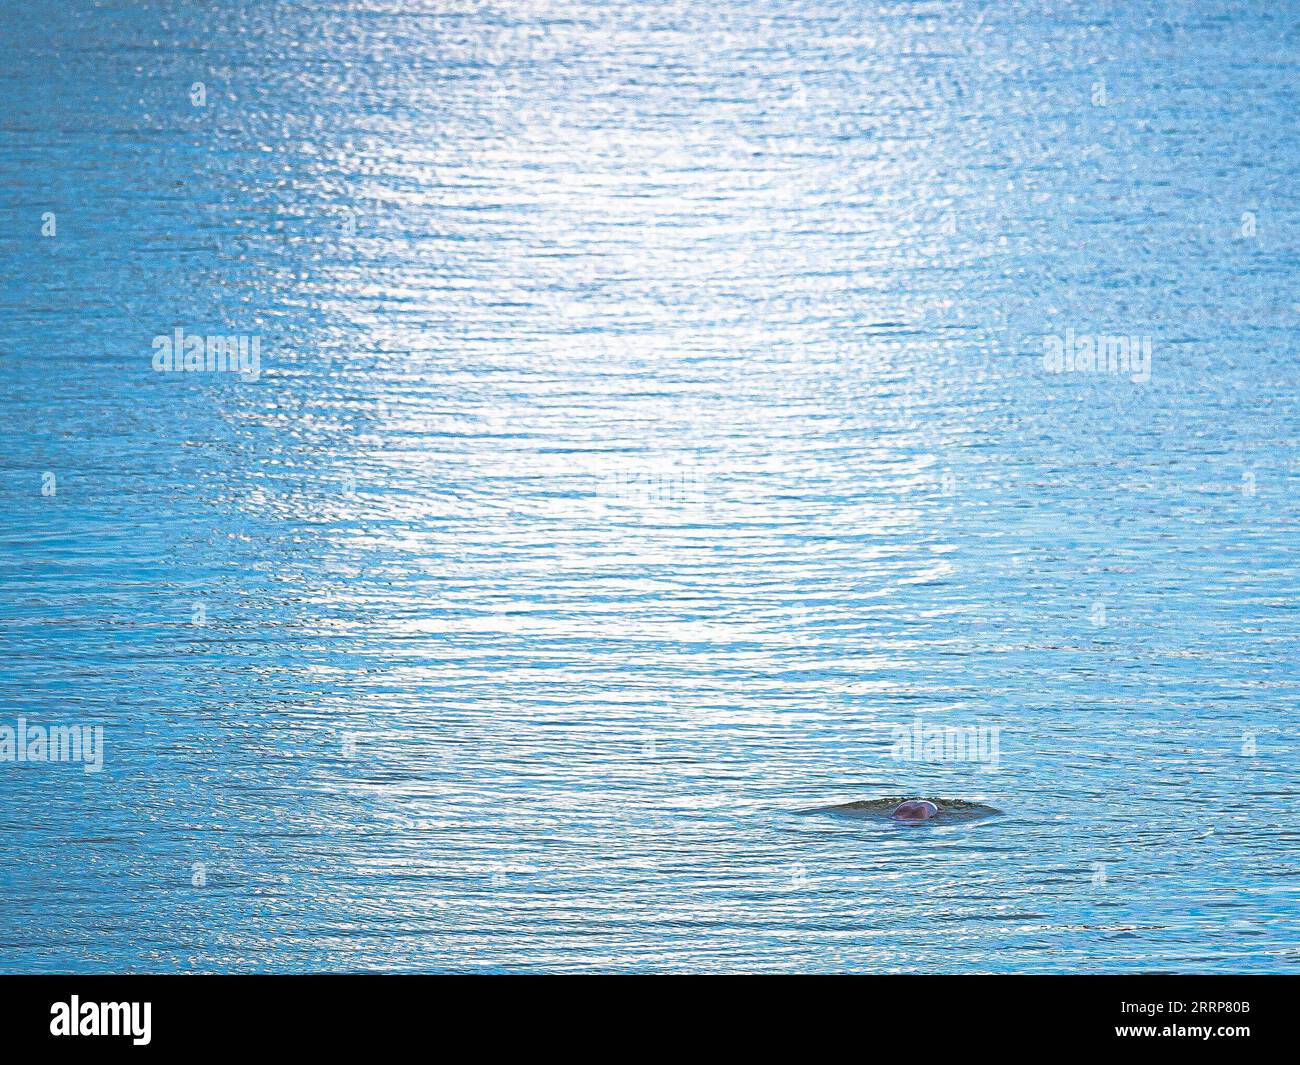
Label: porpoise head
xmin=891 ymin=799 xmax=942 ymax=822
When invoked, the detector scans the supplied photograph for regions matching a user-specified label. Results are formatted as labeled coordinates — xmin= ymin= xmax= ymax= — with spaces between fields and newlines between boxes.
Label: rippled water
xmin=1 ymin=1 xmax=1298 ymax=973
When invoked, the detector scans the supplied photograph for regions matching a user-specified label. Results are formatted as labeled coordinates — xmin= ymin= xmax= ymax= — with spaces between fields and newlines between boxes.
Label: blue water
xmin=1 ymin=0 xmax=1298 ymax=973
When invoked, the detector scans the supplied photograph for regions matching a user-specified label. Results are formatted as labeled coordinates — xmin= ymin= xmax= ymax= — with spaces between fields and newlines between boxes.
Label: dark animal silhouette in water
xmin=804 ymin=796 xmax=1000 ymax=823
xmin=891 ymin=799 xmax=943 ymax=822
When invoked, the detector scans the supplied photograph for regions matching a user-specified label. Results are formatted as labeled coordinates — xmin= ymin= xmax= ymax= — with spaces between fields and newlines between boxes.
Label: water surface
xmin=1 ymin=0 xmax=1297 ymax=973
